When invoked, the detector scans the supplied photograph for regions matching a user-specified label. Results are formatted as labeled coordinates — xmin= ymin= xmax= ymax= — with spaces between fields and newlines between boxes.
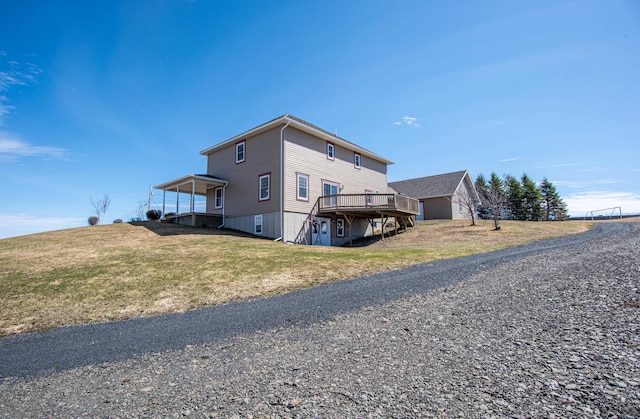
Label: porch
xmin=154 ymin=174 xmax=227 ymax=227
xmin=311 ymin=193 xmax=420 ymax=245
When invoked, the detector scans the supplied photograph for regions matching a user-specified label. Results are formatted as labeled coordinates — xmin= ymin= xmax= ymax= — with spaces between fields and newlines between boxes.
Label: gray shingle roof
xmin=389 ymin=170 xmax=469 ymax=199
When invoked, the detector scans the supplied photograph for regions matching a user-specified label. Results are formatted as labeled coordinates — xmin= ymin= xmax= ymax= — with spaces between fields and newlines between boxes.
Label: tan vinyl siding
xmin=282 ymin=127 xmax=388 ymax=214
xmin=224 ymin=211 xmax=280 ymax=239
xmin=206 ymin=128 xmax=281 ymax=218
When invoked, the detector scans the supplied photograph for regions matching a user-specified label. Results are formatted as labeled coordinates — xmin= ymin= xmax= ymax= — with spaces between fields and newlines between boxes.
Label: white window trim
xmin=327 ymin=142 xmax=335 ymax=161
xmin=259 ymin=173 xmax=270 ymax=201
xmin=354 ymin=152 xmax=361 ymax=169
xmin=365 ymin=189 xmax=373 ymax=206
xmin=214 ymin=187 xmax=223 ymax=209
xmin=296 ymin=173 xmax=309 ymax=202
xmin=254 ymin=214 xmax=263 ymax=235
xmin=236 ymin=141 xmax=246 ymax=164
xmin=337 ymin=218 xmax=345 ymax=237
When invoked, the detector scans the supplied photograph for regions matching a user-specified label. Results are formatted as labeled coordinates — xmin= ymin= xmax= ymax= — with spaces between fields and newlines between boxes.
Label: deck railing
xmin=317 ymin=193 xmax=419 ymax=214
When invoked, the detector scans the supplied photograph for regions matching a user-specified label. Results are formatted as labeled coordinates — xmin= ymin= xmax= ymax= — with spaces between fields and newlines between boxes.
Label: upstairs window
xmin=354 ymin=152 xmax=361 ymax=169
xmin=214 ymin=187 xmax=223 ymax=209
xmin=327 ymin=142 xmax=335 ymax=160
xmin=297 ymin=173 xmax=309 ymax=201
xmin=236 ymin=141 xmax=245 ymax=164
xmin=259 ymin=173 xmax=270 ymax=201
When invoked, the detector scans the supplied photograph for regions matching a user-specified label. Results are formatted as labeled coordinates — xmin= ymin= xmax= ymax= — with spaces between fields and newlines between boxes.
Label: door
xmin=417 ymin=201 xmax=425 ymax=220
xmin=311 ymin=217 xmax=331 ymax=246
xmin=323 ymin=182 xmax=339 ymax=208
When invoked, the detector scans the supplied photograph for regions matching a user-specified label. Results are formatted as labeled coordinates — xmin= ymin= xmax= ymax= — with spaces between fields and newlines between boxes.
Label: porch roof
xmin=154 ymin=174 xmax=227 ymax=196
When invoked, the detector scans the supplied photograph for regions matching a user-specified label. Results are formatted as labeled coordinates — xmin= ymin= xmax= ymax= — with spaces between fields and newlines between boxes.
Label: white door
xmin=311 ymin=217 xmax=331 ymax=246
xmin=417 ymin=201 xmax=425 ymax=220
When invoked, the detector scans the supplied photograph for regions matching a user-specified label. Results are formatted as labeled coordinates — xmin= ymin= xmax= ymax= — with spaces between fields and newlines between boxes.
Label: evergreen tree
xmin=474 ymin=174 xmax=492 ymax=220
xmin=540 ymin=177 xmax=568 ymax=220
xmin=521 ymin=173 xmax=543 ymax=221
xmin=504 ymin=175 xmax=524 ymax=220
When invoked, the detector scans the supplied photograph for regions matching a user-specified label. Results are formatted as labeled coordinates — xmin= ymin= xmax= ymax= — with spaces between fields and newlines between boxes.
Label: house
xmin=154 ymin=115 xmax=419 ymax=246
xmin=389 ymin=170 xmax=479 ymax=220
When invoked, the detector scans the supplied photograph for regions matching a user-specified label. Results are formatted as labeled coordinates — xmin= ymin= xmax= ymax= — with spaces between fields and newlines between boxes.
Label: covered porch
xmin=153 ymin=174 xmax=227 ymax=227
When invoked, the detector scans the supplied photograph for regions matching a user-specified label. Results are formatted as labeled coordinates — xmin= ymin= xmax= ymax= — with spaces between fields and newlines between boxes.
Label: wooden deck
xmin=316 ymin=193 xmax=420 ymax=218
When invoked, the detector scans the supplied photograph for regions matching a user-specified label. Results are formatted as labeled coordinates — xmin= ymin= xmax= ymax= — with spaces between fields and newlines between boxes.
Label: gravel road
xmin=1 ymin=222 xmax=638 ymax=418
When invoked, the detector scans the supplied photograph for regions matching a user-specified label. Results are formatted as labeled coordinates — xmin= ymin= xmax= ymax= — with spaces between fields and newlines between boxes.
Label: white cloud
xmin=563 ymin=191 xmax=640 ymax=217
xmin=0 ymin=133 xmax=66 ymax=159
xmin=0 ymin=213 xmax=86 ymax=239
xmin=499 ymin=157 xmax=521 ymax=162
xmin=0 ymin=55 xmax=43 ymax=125
xmin=554 ymin=179 xmax=624 ymax=189
xmin=393 ymin=115 xmax=421 ymax=128
xmin=537 ymin=163 xmax=580 ymax=169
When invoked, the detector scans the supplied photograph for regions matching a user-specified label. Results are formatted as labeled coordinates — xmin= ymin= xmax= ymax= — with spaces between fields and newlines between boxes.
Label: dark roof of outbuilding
xmin=389 ymin=170 xmax=469 ymax=199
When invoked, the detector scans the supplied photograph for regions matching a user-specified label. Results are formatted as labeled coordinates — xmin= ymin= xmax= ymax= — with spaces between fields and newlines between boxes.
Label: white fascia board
xmin=199 ymin=115 xmax=394 ymax=165
xmin=154 ymin=174 xmax=227 ymax=191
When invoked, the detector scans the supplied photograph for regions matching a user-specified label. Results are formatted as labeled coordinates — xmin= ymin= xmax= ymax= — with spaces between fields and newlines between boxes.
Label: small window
xmin=236 ymin=141 xmax=245 ymax=164
xmin=297 ymin=173 xmax=309 ymax=201
xmin=214 ymin=187 xmax=223 ymax=209
xmin=327 ymin=142 xmax=335 ymax=160
xmin=354 ymin=153 xmax=361 ymax=169
xmin=337 ymin=219 xmax=345 ymax=237
xmin=254 ymin=214 xmax=263 ymax=235
xmin=365 ymin=189 xmax=373 ymax=206
xmin=259 ymin=173 xmax=270 ymax=201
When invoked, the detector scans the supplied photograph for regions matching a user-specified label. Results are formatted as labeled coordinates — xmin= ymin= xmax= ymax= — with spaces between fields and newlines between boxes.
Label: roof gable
xmin=199 ymin=114 xmax=394 ymax=165
xmin=389 ymin=170 xmax=470 ymax=199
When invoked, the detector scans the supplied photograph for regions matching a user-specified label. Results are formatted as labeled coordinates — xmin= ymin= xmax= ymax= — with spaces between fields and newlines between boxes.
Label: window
xmin=365 ymin=189 xmax=373 ymax=206
xmin=259 ymin=173 xmax=270 ymax=201
xmin=354 ymin=153 xmax=361 ymax=169
xmin=214 ymin=187 xmax=223 ymax=209
xmin=337 ymin=219 xmax=345 ymax=237
xmin=327 ymin=142 xmax=335 ymax=160
xmin=323 ymin=181 xmax=339 ymax=207
xmin=254 ymin=214 xmax=263 ymax=235
xmin=297 ymin=173 xmax=309 ymax=201
xmin=236 ymin=141 xmax=245 ymax=163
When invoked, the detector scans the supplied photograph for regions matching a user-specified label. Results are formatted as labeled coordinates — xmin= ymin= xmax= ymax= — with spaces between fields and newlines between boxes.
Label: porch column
xmin=190 ymin=180 xmax=195 ymax=213
xmin=176 ymin=185 xmax=180 ymax=214
xmin=162 ymin=189 xmax=166 ymax=216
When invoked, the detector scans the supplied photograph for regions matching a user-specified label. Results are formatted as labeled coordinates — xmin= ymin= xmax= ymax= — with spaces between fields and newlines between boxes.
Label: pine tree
xmin=540 ymin=177 xmax=568 ymax=220
xmin=474 ymin=174 xmax=492 ymax=220
xmin=504 ymin=175 xmax=524 ymax=220
xmin=521 ymin=173 xmax=543 ymax=221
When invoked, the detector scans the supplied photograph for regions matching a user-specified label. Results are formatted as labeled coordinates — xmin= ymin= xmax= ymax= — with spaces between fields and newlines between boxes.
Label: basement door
xmin=311 ymin=217 xmax=331 ymax=246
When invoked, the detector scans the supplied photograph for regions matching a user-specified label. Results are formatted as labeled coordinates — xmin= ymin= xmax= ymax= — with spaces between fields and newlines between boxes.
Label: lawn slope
xmin=0 ymin=220 xmax=591 ymax=337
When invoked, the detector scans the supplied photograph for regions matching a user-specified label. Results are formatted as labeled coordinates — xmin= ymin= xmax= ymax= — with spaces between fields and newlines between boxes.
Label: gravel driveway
xmin=1 ymin=222 xmax=638 ymax=418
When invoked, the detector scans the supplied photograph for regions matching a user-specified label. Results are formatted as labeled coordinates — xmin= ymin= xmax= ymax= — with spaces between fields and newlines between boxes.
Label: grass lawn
xmin=0 ymin=219 xmax=596 ymax=337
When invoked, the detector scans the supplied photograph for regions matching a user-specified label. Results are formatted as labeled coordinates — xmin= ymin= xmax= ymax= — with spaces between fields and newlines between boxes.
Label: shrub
xmin=88 ymin=216 xmax=99 ymax=226
xmin=146 ymin=209 xmax=162 ymax=221
xmin=113 ymin=219 xmax=123 ymax=224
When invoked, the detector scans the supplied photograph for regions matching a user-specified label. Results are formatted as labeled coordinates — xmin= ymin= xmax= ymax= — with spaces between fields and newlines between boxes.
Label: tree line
xmin=474 ymin=173 xmax=568 ymax=230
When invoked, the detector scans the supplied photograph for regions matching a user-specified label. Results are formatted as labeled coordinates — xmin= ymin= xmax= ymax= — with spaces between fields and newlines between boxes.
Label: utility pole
xmin=148 ymin=185 xmax=154 ymax=212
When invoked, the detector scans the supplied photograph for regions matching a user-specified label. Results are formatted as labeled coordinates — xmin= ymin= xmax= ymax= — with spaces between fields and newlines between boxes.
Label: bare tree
xmin=91 ymin=193 xmax=111 ymax=225
xmin=456 ymin=190 xmax=479 ymax=226
xmin=477 ymin=173 xmax=505 ymax=230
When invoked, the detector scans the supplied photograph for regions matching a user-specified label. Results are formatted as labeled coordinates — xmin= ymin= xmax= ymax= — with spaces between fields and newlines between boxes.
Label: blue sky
xmin=1 ymin=0 xmax=639 ymax=238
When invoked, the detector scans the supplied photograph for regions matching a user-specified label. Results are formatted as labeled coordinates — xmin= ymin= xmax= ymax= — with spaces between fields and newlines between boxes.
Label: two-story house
xmin=154 ymin=115 xmax=419 ymax=246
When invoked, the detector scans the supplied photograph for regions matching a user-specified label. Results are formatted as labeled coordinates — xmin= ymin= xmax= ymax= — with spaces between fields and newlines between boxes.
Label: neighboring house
xmin=389 ymin=170 xmax=479 ymax=220
xmin=154 ymin=115 xmax=419 ymax=246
